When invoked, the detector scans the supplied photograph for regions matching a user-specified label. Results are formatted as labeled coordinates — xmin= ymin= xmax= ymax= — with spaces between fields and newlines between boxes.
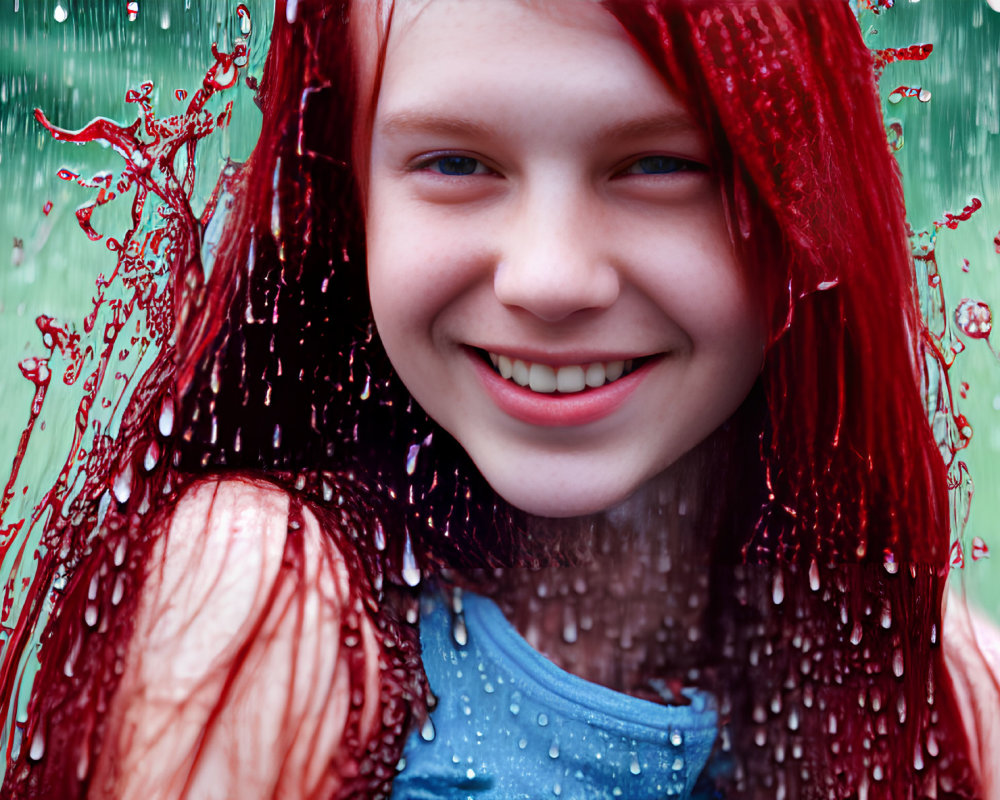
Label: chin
xmin=481 ymin=470 xmax=639 ymax=519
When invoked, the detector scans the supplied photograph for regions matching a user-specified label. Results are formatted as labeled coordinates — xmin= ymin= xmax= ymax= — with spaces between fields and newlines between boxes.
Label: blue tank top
xmin=391 ymin=590 xmax=720 ymax=799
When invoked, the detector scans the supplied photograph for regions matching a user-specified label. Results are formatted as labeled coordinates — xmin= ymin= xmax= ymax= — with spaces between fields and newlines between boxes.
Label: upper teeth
xmin=488 ymin=352 xmax=633 ymax=394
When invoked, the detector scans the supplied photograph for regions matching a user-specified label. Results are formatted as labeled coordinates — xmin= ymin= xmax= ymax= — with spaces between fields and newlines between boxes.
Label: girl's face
xmin=365 ymin=0 xmax=765 ymax=518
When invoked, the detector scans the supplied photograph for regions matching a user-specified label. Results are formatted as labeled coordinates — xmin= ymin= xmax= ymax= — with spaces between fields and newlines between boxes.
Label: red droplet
xmin=950 ymin=540 xmax=965 ymax=569
xmin=175 ymin=89 xmax=188 ymax=102
xmin=42 ymin=201 xmax=53 ymax=216
xmin=954 ymin=298 xmax=992 ymax=340
xmin=971 ymin=536 xmax=990 ymax=561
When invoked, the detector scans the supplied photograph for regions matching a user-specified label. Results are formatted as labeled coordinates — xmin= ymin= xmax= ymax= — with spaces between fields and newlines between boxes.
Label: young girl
xmin=2 ymin=1 xmax=998 ymax=798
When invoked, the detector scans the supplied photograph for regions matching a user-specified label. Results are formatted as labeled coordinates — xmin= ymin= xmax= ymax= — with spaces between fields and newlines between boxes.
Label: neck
xmin=467 ymin=463 xmax=720 ymax=702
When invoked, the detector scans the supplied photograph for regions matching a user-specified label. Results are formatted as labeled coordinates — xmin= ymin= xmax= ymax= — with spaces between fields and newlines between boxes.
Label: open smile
xmin=481 ymin=350 xmax=650 ymax=394
xmin=469 ymin=348 xmax=662 ymax=428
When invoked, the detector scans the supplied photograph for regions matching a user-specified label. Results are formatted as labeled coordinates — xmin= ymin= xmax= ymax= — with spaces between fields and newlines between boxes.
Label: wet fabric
xmin=391 ymin=590 xmax=720 ymax=799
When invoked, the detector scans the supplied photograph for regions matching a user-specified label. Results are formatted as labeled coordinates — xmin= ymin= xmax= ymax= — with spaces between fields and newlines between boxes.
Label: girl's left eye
xmin=417 ymin=155 xmax=491 ymax=176
xmin=621 ymin=155 xmax=700 ymax=176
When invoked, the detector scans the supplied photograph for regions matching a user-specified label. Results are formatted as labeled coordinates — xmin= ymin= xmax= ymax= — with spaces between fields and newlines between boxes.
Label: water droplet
xmin=126 ymin=1 xmax=139 ymax=21
xmin=518 ymin=738 xmax=528 ymax=750
xmin=808 ymin=559 xmax=820 ymax=591
xmin=374 ymin=520 xmax=386 ymax=551
xmin=955 ymin=298 xmax=992 ymax=339
xmin=406 ymin=443 xmax=420 ymax=475
xmin=850 ymin=622 xmax=863 ymax=645
xmin=111 ymin=573 xmax=125 ymax=606
xmin=143 ymin=440 xmax=160 ymax=472
xmin=401 ymin=530 xmax=420 ymax=587
xmin=669 ymin=729 xmax=683 ymax=747
xmin=420 ymin=716 xmax=435 ymax=742
xmin=548 ymin=740 xmax=559 ymax=759
xmin=53 ymin=3 xmax=67 ymax=22
xmin=112 ymin=461 xmax=133 ymax=504
xmin=772 ymin=572 xmax=784 ymax=605
xmin=158 ymin=395 xmax=174 ymax=436
xmin=451 ymin=612 xmax=468 ymax=648
xmin=879 ymin=603 xmax=892 ymax=629
xmin=629 ymin=753 xmax=641 ymax=775
xmin=552 ymin=784 xmax=562 ymax=796
xmin=28 ymin=726 xmax=45 ymax=761
xmin=892 ymin=649 xmax=904 ymax=677
xmin=537 ymin=712 xmax=549 ymax=727
xmin=671 ymin=755 xmax=685 ymax=771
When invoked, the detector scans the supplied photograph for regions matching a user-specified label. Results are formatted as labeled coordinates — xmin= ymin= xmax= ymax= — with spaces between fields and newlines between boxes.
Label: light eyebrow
xmin=377 ymin=110 xmax=499 ymax=139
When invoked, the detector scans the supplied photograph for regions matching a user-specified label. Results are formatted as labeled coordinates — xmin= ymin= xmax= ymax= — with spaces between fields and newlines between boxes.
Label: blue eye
xmin=625 ymin=156 xmax=695 ymax=175
xmin=426 ymin=156 xmax=485 ymax=176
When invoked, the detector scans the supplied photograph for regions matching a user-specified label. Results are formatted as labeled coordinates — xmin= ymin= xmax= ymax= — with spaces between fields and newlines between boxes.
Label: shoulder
xmin=942 ymin=593 xmax=1000 ymax=799
xmin=95 ymin=476 xmax=384 ymax=799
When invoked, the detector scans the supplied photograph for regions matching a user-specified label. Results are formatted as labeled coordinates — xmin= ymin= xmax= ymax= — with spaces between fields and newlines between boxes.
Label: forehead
xmin=360 ymin=0 xmax=684 ymax=129
xmin=352 ymin=0 xmax=636 ymax=97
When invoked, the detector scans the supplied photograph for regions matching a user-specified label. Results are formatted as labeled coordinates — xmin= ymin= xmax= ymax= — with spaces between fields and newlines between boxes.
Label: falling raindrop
xmin=808 ymin=559 xmax=820 ymax=591
xmin=401 ymin=530 xmax=421 ymax=587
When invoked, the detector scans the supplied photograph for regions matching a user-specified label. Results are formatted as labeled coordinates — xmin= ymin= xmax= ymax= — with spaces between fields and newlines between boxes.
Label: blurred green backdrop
xmin=0 ymin=0 xmax=998 ymax=623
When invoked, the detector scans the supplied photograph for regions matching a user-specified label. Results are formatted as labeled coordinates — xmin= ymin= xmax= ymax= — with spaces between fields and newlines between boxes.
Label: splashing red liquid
xmin=0 ymin=9 xmax=254 ymax=778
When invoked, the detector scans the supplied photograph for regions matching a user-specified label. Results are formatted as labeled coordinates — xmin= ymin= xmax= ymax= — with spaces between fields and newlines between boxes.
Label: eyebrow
xmin=376 ymin=109 xmax=701 ymax=143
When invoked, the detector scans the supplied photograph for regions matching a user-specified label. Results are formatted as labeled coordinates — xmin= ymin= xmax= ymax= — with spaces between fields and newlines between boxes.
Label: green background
xmin=0 ymin=0 xmax=998 ymax=622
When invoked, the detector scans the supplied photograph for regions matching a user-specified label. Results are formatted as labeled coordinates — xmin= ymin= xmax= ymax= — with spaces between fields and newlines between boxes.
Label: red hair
xmin=1 ymin=1 xmax=978 ymax=797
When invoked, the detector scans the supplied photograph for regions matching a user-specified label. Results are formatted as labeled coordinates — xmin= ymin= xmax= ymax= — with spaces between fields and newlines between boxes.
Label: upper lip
xmin=470 ymin=345 xmax=661 ymax=366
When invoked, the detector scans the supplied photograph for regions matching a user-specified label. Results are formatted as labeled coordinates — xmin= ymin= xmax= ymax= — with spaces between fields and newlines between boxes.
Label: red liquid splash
xmin=0 ymin=7 xmax=254 ymax=769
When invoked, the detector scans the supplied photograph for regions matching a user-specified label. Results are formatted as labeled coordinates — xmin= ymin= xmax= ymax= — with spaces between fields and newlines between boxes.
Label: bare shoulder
xmin=94 ymin=477 xmax=383 ymax=800
xmin=942 ymin=593 xmax=1000 ymax=799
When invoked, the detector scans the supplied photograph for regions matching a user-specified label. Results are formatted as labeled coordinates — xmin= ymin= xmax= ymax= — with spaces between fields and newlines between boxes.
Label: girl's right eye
xmin=414 ymin=155 xmax=491 ymax=176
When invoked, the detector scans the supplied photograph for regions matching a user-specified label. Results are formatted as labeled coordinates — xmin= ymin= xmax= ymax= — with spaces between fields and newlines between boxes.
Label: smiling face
xmin=364 ymin=0 xmax=765 ymax=518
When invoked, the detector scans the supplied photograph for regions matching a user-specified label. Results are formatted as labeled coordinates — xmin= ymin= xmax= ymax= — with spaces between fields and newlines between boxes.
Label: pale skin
xmin=95 ymin=1 xmax=1000 ymax=797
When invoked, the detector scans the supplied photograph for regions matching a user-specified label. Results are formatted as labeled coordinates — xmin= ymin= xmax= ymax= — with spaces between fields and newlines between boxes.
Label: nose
xmin=493 ymin=187 xmax=620 ymax=323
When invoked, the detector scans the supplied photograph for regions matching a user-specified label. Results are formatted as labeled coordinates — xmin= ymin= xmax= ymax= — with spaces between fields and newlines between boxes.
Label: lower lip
xmin=469 ymin=351 xmax=658 ymax=428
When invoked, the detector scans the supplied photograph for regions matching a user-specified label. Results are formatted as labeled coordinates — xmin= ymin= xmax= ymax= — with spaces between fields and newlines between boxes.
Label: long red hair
xmin=1 ymin=1 xmax=978 ymax=797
